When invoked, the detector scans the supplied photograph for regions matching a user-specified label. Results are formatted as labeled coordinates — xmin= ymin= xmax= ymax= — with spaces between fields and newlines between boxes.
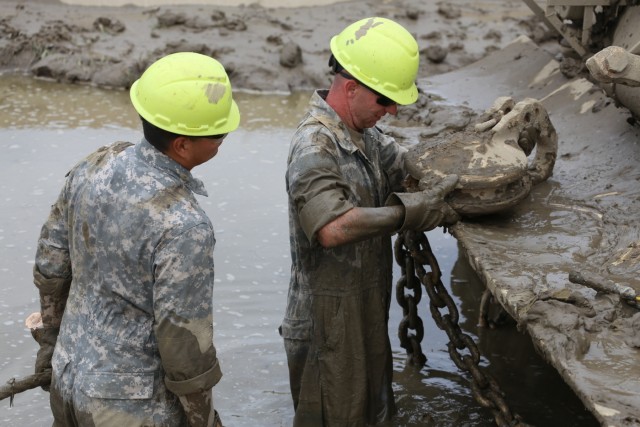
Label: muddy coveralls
xmin=281 ymin=90 xmax=407 ymax=426
xmin=34 ymin=140 xmax=222 ymax=426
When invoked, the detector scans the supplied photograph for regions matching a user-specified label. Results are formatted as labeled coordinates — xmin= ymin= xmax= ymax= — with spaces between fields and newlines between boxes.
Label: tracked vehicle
xmin=523 ymin=0 xmax=640 ymax=117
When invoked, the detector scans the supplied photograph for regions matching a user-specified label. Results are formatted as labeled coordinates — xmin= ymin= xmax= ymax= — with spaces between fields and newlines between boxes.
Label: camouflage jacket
xmin=281 ymin=90 xmax=407 ymax=425
xmin=34 ymin=139 xmax=221 ymax=423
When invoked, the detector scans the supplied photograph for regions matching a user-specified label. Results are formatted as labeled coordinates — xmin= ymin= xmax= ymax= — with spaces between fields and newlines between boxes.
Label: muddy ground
xmin=424 ymin=35 xmax=640 ymax=426
xmin=0 ymin=0 xmax=562 ymax=126
xmin=8 ymin=1 xmax=640 ymax=425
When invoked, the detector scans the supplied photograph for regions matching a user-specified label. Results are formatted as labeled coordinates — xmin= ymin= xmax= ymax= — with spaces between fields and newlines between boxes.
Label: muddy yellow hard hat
xmin=330 ymin=17 xmax=419 ymax=105
xmin=130 ymin=52 xmax=240 ymax=136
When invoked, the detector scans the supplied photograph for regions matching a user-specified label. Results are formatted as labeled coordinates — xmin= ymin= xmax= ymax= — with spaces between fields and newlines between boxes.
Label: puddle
xmin=0 ymin=75 xmax=598 ymax=426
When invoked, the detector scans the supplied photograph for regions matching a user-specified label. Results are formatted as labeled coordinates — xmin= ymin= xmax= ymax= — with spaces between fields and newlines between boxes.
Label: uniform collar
xmin=309 ymin=90 xmax=363 ymax=155
xmin=135 ymin=138 xmax=208 ymax=197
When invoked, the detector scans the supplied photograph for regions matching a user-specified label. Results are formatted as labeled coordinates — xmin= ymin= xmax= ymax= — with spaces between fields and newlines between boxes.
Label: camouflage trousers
xmin=50 ymin=373 xmax=188 ymax=427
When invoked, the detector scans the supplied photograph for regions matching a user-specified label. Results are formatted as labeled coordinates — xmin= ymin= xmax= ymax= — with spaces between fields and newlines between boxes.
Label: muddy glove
xmin=386 ymin=174 xmax=460 ymax=232
xmin=34 ymin=326 xmax=59 ymax=391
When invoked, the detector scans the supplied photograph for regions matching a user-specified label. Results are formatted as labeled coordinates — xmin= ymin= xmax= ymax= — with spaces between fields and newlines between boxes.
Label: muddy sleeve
xmin=34 ymin=182 xmax=73 ymax=329
xmin=178 ymin=389 xmax=215 ymax=427
xmin=153 ymin=223 xmax=222 ymax=397
xmin=288 ymin=144 xmax=355 ymax=242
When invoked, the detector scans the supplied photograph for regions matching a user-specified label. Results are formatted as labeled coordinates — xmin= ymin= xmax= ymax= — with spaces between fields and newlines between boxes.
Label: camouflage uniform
xmin=281 ymin=90 xmax=407 ymax=426
xmin=34 ymin=140 xmax=221 ymax=426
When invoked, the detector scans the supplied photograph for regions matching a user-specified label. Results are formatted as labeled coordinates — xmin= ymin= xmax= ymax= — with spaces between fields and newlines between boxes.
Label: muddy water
xmin=0 ymin=75 xmax=598 ymax=426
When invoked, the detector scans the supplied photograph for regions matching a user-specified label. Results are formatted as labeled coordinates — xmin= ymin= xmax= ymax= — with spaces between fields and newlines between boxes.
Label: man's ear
xmin=169 ymin=136 xmax=191 ymax=156
xmin=165 ymin=136 xmax=193 ymax=168
xmin=344 ymin=79 xmax=359 ymax=98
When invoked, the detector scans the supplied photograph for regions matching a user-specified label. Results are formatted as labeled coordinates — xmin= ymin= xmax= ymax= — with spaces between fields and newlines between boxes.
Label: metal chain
xmin=394 ymin=233 xmax=427 ymax=365
xmin=394 ymin=230 xmax=531 ymax=427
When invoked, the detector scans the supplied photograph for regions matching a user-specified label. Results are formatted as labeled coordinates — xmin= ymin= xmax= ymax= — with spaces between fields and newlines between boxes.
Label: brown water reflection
xmin=0 ymin=76 xmax=597 ymax=426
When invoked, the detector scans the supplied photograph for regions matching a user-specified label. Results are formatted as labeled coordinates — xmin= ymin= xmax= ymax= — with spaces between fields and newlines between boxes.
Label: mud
xmin=2 ymin=0 xmax=635 ymax=425
xmin=426 ymin=37 xmax=640 ymax=426
xmin=404 ymin=97 xmax=558 ymax=217
xmin=0 ymin=0 xmax=556 ymax=109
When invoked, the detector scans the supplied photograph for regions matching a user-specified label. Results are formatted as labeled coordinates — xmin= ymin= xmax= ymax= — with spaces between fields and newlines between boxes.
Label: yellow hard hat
xmin=130 ymin=52 xmax=240 ymax=136
xmin=330 ymin=17 xmax=419 ymax=105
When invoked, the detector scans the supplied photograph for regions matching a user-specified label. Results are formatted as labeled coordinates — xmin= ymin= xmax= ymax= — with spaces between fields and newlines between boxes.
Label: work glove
xmin=386 ymin=174 xmax=460 ymax=232
xmin=33 ymin=326 xmax=59 ymax=392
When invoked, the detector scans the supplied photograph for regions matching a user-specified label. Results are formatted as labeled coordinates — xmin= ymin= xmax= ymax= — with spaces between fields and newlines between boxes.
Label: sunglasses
xmin=338 ymin=71 xmax=396 ymax=107
xmin=205 ymin=133 xmax=227 ymax=140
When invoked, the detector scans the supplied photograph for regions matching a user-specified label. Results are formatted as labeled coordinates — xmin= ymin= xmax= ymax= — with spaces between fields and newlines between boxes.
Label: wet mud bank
xmin=0 ymin=0 xmax=551 ymax=100
xmin=427 ymin=36 xmax=640 ymax=426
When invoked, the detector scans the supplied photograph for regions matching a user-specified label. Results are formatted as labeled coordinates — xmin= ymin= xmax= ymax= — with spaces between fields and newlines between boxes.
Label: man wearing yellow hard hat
xmin=280 ymin=17 xmax=459 ymax=426
xmin=32 ymin=52 xmax=239 ymax=427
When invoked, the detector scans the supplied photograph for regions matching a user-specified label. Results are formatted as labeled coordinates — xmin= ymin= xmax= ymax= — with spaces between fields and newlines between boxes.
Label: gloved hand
xmin=34 ymin=327 xmax=59 ymax=391
xmin=386 ymin=174 xmax=460 ymax=232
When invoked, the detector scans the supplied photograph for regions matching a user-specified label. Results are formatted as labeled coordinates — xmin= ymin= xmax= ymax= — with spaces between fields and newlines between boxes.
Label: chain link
xmin=394 ymin=230 xmax=531 ymax=427
xmin=394 ymin=234 xmax=427 ymax=366
xmin=9 ymin=378 xmax=15 ymax=408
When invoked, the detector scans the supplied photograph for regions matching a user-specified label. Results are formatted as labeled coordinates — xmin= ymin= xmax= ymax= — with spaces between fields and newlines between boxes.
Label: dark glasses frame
xmin=187 ymin=133 xmax=227 ymax=144
xmin=338 ymin=71 xmax=396 ymax=107
xmin=203 ymin=133 xmax=228 ymax=140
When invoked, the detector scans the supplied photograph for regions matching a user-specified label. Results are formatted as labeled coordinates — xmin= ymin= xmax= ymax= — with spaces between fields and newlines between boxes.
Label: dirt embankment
xmin=0 ymin=0 xmax=555 ymax=97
